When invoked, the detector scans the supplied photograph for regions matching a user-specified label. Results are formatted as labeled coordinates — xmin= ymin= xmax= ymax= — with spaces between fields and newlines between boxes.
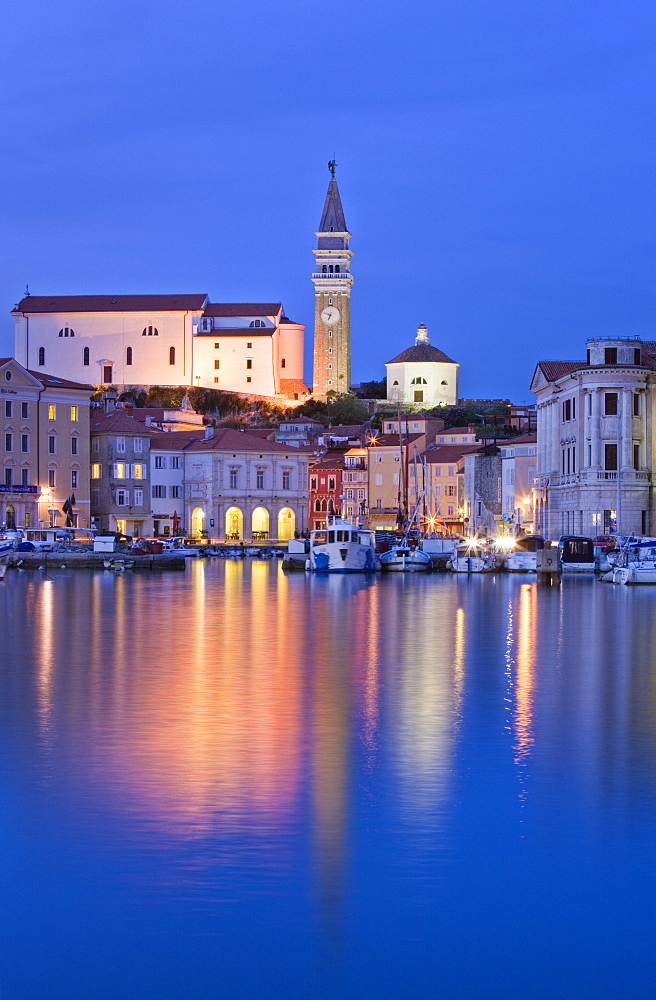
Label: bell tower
xmin=312 ymin=162 xmax=353 ymax=396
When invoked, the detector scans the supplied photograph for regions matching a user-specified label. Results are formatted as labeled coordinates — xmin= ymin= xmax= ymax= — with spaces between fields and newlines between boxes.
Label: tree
xmin=327 ymin=392 xmax=368 ymax=425
xmin=358 ymin=378 xmax=386 ymax=399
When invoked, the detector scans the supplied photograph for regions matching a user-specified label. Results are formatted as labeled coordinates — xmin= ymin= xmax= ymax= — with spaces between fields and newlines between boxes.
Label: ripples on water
xmin=2 ymin=564 xmax=656 ymax=999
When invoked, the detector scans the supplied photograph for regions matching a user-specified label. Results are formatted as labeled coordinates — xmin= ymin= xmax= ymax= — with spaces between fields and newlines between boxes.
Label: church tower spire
xmin=312 ymin=162 xmax=353 ymax=396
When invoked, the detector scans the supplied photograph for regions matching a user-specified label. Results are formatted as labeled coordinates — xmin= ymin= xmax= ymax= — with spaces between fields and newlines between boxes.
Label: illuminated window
xmin=91 ymin=463 xmax=101 ymax=478
xmin=214 ymin=377 xmax=219 ymax=383
xmin=114 ymin=463 xmax=127 ymax=479
xmin=133 ymin=463 xmax=145 ymax=479
xmin=214 ymin=359 xmax=220 ymax=369
xmin=70 ymin=405 xmax=78 ymax=421
xmin=48 ymin=404 xmax=56 ymax=420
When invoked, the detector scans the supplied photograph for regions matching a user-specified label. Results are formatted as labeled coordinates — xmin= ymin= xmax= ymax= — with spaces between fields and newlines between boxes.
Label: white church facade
xmin=385 ymin=324 xmax=459 ymax=407
xmin=12 ymin=295 xmax=307 ymax=400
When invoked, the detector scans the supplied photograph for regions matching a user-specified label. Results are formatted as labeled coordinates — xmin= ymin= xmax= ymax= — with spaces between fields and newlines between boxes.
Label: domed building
xmin=385 ymin=324 xmax=459 ymax=406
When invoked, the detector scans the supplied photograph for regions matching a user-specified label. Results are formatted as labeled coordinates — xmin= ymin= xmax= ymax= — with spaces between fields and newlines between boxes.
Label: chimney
xmin=203 ymin=425 xmax=214 ymax=440
xmin=102 ymin=390 xmax=117 ymax=414
xmin=145 ymin=416 xmax=153 ymax=427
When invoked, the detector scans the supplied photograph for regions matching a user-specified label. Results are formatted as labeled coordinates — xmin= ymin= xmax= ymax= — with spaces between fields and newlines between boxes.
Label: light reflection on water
xmin=2 ymin=564 xmax=656 ymax=999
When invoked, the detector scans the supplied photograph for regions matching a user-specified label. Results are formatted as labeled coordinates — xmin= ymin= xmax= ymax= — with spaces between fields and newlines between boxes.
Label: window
xmin=315 ymin=498 xmax=322 ymax=512
xmin=21 ymin=402 xmax=29 ymax=419
xmin=447 ymin=505 xmax=455 ymax=517
xmin=281 ymin=358 xmax=286 ymax=368
xmin=134 ymin=438 xmax=143 ymax=453
xmin=170 ymin=456 xmax=180 ymax=469
xmin=246 ymin=377 xmax=251 ymax=383
xmin=283 ymin=471 xmax=291 ymax=490
xmin=256 ymin=469 xmax=264 ymax=489
xmin=169 ymin=346 xmax=175 ymax=365
xmin=91 ymin=437 xmax=99 ymax=452
xmin=117 ymin=489 xmax=129 ymax=506
xmin=247 ymin=342 xmax=252 ymax=349
xmin=71 ymin=437 xmax=78 ymax=455
xmin=48 ymin=469 xmax=56 ymax=488
xmin=48 ymin=436 xmax=56 ymax=454
xmin=115 ymin=437 xmax=126 ymax=452
xmin=114 ymin=463 xmax=127 ymax=479
xmin=4 ymin=468 xmax=11 ymax=486
xmin=70 ymin=405 xmax=78 ymax=422
xmin=5 ymin=401 xmax=12 ymax=417
xmin=214 ymin=377 xmax=219 ymax=383
xmin=91 ymin=489 xmax=100 ymax=506
xmin=169 ymin=486 xmax=181 ymax=499
xmin=58 ymin=327 xmax=75 ymax=338
xmin=214 ymin=342 xmax=220 ymax=349
xmin=133 ymin=463 xmax=145 ymax=479
xmin=410 ymin=377 xmax=427 ymax=385
xmin=445 ymin=485 xmax=456 ymax=497
xmin=21 ymin=469 xmax=29 ymax=486
xmin=48 ymin=404 xmax=56 ymax=420
xmin=154 ymin=456 xmax=164 ymax=469
xmin=328 ymin=364 xmax=333 ymax=370
xmin=634 ymin=394 xmax=640 ymax=416
xmin=375 ymin=473 xmax=383 ymax=486
xmin=249 ymin=320 xmax=265 ymax=328
xmin=310 ymin=476 xmax=318 ymax=491
xmin=126 ymin=346 xmax=133 ymax=366
xmin=328 ymin=476 xmax=336 ymax=491
xmin=229 ymin=468 xmax=238 ymax=488
xmin=83 ymin=347 xmax=90 ymax=366
xmin=246 ymin=359 xmax=252 ymax=369
xmin=38 ymin=347 xmax=45 ymax=366
xmin=91 ymin=463 xmax=102 ymax=478
xmin=214 ymin=359 xmax=220 ymax=369
xmin=604 ymin=347 xmax=617 ymax=365
xmin=605 ymin=443 xmax=618 ymax=471
xmin=634 ymin=444 xmax=640 ymax=470
xmin=71 ymin=470 xmax=78 ymax=489
xmin=152 ymin=485 xmax=165 ymax=498
xmin=634 ymin=348 xmax=642 ymax=365
xmin=21 ymin=434 xmax=29 ymax=453
xmin=586 ymin=349 xmax=591 ymax=364
xmin=142 ymin=326 xmax=158 ymax=336
xmin=604 ymin=393 xmax=618 ymax=416
xmin=563 ymin=399 xmax=571 ymax=421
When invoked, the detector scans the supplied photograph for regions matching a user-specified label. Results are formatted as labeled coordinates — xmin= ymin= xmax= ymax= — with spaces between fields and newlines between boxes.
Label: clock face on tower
xmin=321 ymin=305 xmax=341 ymax=325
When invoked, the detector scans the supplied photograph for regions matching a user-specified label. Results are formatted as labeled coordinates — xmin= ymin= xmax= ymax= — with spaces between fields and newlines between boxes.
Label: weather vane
xmin=328 ymin=159 xmax=337 ymax=178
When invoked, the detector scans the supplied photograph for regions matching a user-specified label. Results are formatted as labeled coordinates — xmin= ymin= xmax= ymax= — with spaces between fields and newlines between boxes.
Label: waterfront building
xmin=309 ymin=454 xmax=344 ymax=530
xmin=341 ymin=448 xmax=368 ymax=522
xmin=12 ymin=296 xmax=306 ymax=399
xmin=462 ymin=447 xmax=503 ymax=535
xmin=434 ymin=425 xmax=478 ymax=446
xmin=274 ymin=419 xmax=325 ymax=449
xmin=90 ymin=408 xmax=153 ymax=537
xmin=531 ymin=338 xmax=656 ymax=538
xmin=412 ymin=444 xmax=479 ymax=534
xmin=149 ymin=427 xmax=310 ymax=539
xmin=499 ymin=434 xmax=538 ymax=534
xmin=312 ymin=165 xmax=353 ymax=396
xmin=0 ymin=357 xmax=92 ymax=529
xmin=385 ymin=325 xmax=459 ymax=407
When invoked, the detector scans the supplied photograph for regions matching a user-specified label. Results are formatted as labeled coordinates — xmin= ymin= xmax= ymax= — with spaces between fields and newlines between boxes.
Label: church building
xmin=12 ymin=297 xmax=306 ymax=400
xmin=312 ymin=163 xmax=353 ymax=396
xmin=385 ymin=324 xmax=459 ymax=406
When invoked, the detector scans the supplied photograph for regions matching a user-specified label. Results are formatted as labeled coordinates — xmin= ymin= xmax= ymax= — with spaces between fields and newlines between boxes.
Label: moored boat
xmin=379 ymin=542 xmax=432 ymax=572
xmin=447 ymin=541 xmax=493 ymax=573
xmin=559 ymin=536 xmax=596 ymax=573
xmin=505 ymin=535 xmax=545 ymax=572
xmin=307 ymin=516 xmax=379 ymax=572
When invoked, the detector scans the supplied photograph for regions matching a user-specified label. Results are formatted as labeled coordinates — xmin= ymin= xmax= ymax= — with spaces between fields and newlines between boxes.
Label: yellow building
xmin=1 ymin=358 xmax=92 ymax=529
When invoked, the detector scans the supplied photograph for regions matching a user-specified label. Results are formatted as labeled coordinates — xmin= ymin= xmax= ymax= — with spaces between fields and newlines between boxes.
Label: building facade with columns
xmin=530 ymin=338 xmax=656 ymax=539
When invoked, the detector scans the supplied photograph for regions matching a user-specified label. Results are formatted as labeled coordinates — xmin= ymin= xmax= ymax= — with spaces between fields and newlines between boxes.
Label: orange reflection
xmin=514 ymin=583 xmax=536 ymax=800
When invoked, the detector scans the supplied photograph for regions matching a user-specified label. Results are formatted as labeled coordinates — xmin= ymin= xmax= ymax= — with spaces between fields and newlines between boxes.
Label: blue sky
xmin=1 ymin=0 xmax=655 ymax=401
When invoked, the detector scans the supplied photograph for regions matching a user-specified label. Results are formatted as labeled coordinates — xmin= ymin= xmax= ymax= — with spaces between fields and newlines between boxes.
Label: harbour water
xmin=2 ymin=563 xmax=656 ymax=999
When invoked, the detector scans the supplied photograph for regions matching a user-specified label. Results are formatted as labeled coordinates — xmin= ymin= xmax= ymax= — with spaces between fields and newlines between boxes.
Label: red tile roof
xmin=423 ymin=444 xmax=479 ymax=463
xmin=14 ymin=294 xmax=208 ymax=313
xmin=186 ymin=427 xmax=304 ymax=454
xmin=368 ymin=433 xmax=424 ymax=447
xmin=90 ymin=410 xmax=153 ymax=434
xmin=149 ymin=431 xmax=206 ymax=450
xmin=203 ymin=303 xmax=281 ymax=317
xmin=279 ymin=379 xmax=311 ymax=395
xmin=506 ymin=433 xmax=537 ymax=444
xmin=536 ymin=360 xmax=585 ymax=381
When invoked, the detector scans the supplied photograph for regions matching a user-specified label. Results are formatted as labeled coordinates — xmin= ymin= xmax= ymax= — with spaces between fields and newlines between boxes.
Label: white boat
xmin=559 ymin=536 xmax=596 ymax=574
xmin=307 ymin=516 xmax=379 ymax=572
xmin=603 ymin=539 xmax=656 ymax=584
xmin=504 ymin=535 xmax=545 ymax=572
xmin=447 ymin=541 xmax=493 ymax=573
xmin=379 ymin=541 xmax=432 ymax=572
xmin=0 ymin=530 xmax=22 ymax=554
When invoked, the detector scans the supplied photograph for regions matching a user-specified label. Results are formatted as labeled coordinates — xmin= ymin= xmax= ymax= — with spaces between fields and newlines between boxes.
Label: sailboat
xmin=379 ymin=489 xmax=432 ymax=572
